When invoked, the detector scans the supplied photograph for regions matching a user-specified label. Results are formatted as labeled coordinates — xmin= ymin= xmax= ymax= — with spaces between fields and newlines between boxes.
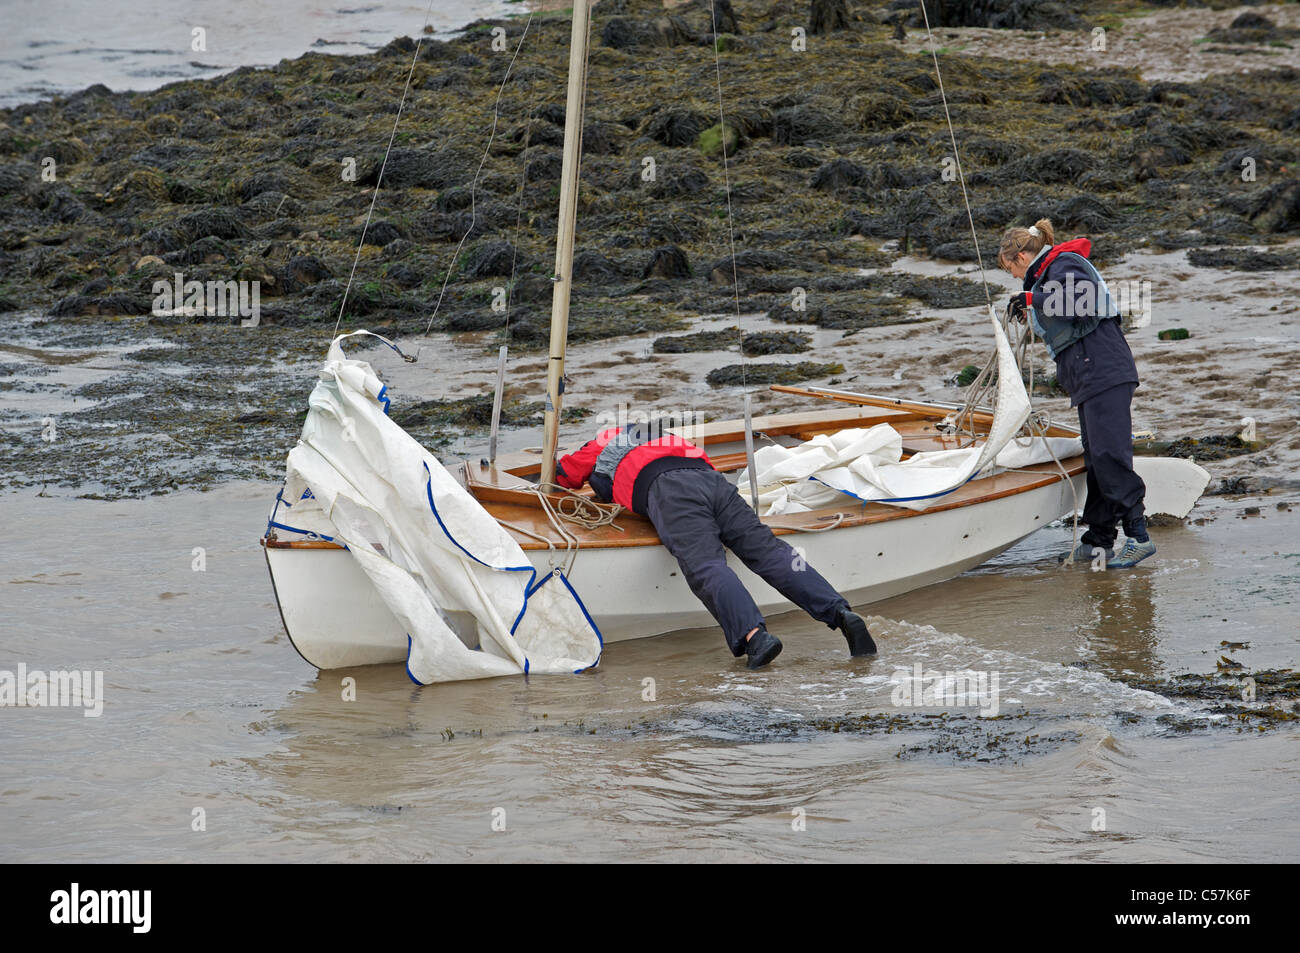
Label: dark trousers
xmin=645 ymin=468 xmax=848 ymax=656
xmin=1077 ymin=383 xmax=1147 ymax=547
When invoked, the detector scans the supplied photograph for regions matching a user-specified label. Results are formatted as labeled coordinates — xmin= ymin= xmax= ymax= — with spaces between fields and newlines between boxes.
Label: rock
xmin=509 ymin=120 xmax=565 ymax=150
xmin=1204 ymin=12 xmax=1297 ymax=45
xmin=130 ymin=143 xmax=201 ymax=171
xmin=1188 ymin=247 xmax=1300 ymax=271
xmin=463 ymin=240 xmax=519 ymax=278
xmin=37 ymin=188 xmax=88 ymax=224
xmin=1157 ymin=328 xmax=1190 ymax=340
xmin=363 ymin=221 xmax=404 ymax=247
xmin=741 ymin=330 xmax=812 ymax=356
xmin=1053 ymin=194 xmax=1116 ymax=232
xmin=34 ymin=138 xmax=90 ymax=167
xmin=647 ymin=108 xmax=712 ymax=147
xmin=524 ymin=148 xmax=563 ymax=181
xmin=810 ymin=158 xmax=871 ymax=191
xmin=649 ymin=167 xmax=711 ymax=197
xmin=49 ymin=292 xmax=151 ymax=317
xmin=772 ymin=104 xmax=847 ymax=146
xmin=654 ymin=327 xmax=741 ymax=352
xmin=423 ymin=69 xmax=470 ymax=91
xmin=532 ymin=103 xmax=565 ymax=127
xmin=133 ymin=255 xmax=166 ymax=270
xmin=511 ymin=273 xmax=553 ymax=305
xmin=572 ymin=249 xmax=621 ymax=282
xmin=852 ymin=93 xmax=915 ymax=131
xmin=1249 ymin=179 xmax=1300 ymax=234
xmin=0 ymin=163 xmax=34 ymax=198
xmin=582 ymin=121 xmax=627 ymax=156
xmin=601 ymin=15 xmax=696 ymax=49
xmin=810 ymin=0 xmax=852 ymax=34
xmin=926 ymin=0 xmax=1085 ymax=30
xmin=697 ymin=123 xmax=739 ymax=157
xmin=702 ymin=0 xmax=741 ymax=34
xmin=239 ymin=172 xmax=292 ymax=202
xmin=448 ymin=311 xmax=505 ymax=332
xmin=707 ymin=360 xmax=844 ymax=386
xmin=642 ymin=245 xmax=691 ymax=279
xmin=163 ymin=236 xmax=237 ymax=266
xmin=381 ymin=36 xmax=417 ymax=56
xmin=708 ymin=250 xmax=786 ymax=284
xmin=1038 ymin=73 xmax=1145 ymax=107
xmin=361 ymin=147 xmax=469 ymax=189
xmin=383 ymin=262 xmax=425 ymax=289
xmin=173 ymin=207 xmax=250 ymax=245
xmin=279 ymin=255 xmax=332 ymax=293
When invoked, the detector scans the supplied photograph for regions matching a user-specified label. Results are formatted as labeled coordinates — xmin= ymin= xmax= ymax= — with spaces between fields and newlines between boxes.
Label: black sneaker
xmin=835 ymin=607 xmax=877 ymax=656
xmin=745 ymin=628 xmax=783 ymax=669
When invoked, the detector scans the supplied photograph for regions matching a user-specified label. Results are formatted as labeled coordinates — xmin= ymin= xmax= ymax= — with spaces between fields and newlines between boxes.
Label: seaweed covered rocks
xmin=0 ymin=0 xmax=1295 ymax=341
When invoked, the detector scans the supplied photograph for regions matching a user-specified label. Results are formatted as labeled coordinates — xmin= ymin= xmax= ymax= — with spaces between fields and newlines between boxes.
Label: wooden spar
xmin=539 ymin=1 xmax=592 ymax=487
xmin=488 ymin=343 xmax=507 ymax=463
xmin=769 ymin=384 xmax=1081 ymax=438
xmin=769 ymin=384 xmax=986 ymax=419
xmin=742 ymin=394 xmax=760 ymax=514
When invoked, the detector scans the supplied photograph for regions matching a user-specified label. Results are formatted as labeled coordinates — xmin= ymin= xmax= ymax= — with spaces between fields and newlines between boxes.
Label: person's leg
xmin=1077 ymin=401 xmax=1118 ymax=553
xmin=1082 ymin=383 xmax=1147 ymax=542
xmin=709 ymin=471 xmax=846 ymax=625
xmin=645 ymin=470 xmax=765 ymax=657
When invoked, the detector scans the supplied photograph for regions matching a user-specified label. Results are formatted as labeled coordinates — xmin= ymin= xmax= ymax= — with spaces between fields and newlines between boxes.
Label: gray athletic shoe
xmin=1061 ymin=542 xmax=1114 ymax=564
xmin=1107 ymin=538 xmax=1156 ymax=569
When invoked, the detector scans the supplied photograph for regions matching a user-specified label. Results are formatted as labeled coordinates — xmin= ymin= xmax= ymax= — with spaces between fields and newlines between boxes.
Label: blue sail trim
xmin=809 ymin=469 xmax=980 ymax=505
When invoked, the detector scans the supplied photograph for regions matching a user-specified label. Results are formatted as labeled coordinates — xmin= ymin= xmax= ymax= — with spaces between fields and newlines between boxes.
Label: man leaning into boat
xmin=555 ymin=419 xmax=878 ymax=668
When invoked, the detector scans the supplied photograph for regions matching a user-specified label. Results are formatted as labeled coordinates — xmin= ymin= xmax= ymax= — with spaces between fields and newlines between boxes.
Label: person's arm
xmin=555 ymin=434 xmax=606 ymax=489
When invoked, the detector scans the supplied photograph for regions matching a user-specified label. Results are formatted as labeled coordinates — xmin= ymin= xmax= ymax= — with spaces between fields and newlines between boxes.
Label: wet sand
xmin=901 ymin=4 xmax=1300 ymax=84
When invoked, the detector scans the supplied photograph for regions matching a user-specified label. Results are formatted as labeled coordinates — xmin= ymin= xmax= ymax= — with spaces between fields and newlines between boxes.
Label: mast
xmin=539 ymin=0 xmax=592 ymax=486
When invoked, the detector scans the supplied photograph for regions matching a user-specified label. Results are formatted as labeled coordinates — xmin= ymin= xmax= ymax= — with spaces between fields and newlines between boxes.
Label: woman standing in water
xmin=998 ymin=218 xmax=1155 ymax=568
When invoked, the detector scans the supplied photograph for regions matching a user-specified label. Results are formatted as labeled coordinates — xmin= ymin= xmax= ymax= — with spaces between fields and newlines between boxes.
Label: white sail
xmin=739 ymin=308 xmax=1079 ymax=513
xmin=280 ymin=331 xmax=602 ymax=684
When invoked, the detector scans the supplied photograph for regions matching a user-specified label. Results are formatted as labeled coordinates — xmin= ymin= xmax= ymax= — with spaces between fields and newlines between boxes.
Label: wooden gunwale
xmin=264 ymin=399 xmax=1084 ymax=553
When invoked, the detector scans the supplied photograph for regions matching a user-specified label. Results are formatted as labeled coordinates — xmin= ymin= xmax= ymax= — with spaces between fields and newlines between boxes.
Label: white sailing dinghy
xmin=261 ymin=3 xmax=1208 ymax=679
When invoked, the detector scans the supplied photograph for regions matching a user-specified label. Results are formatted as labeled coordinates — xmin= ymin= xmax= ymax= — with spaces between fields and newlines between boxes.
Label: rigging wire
xmin=334 ymin=0 xmax=438 ymax=341
xmin=425 ymin=14 xmax=537 ymax=337
xmin=708 ymin=1 xmax=747 ymax=392
xmin=917 ymin=0 xmax=994 ymax=312
xmin=916 ymin=1 xmax=1081 ymax=560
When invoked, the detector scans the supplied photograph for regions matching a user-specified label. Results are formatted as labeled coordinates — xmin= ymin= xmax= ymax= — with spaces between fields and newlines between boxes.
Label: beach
xmin=1 ymin=0 xmax=1297 ymax=863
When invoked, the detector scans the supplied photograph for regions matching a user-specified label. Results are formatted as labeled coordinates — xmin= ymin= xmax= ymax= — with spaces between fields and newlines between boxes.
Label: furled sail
xmin=279 ymin=331 xmax=602 ymax=683
xmin=738 ymin=308 xmax=1081 ymax=514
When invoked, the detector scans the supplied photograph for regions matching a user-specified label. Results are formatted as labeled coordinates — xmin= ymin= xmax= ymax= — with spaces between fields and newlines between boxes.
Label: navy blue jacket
xmin=1022 ymin=240 xmax=1138 ymax=407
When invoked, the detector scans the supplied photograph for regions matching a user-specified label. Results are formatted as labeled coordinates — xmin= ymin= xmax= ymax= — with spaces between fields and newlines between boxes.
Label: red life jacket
xmin=556 ymin=424 xmax=715 ymax=514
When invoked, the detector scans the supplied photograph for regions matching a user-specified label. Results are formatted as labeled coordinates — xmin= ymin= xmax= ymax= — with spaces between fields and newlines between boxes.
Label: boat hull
xmin=265 ymin=471 xmax=1084 ymax=670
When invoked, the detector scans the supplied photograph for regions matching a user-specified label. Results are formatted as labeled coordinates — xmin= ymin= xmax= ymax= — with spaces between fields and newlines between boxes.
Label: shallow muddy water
xmin=1 ymin=482 xmax=1296 ymax=862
